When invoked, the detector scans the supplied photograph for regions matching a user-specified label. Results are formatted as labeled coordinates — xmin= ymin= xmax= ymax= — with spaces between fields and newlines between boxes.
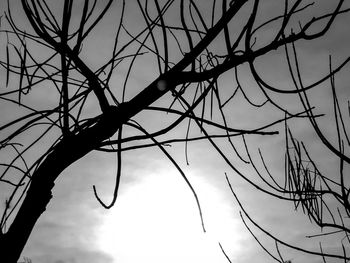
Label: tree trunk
xmin=0 ymin=106 xmax=121 ymax=263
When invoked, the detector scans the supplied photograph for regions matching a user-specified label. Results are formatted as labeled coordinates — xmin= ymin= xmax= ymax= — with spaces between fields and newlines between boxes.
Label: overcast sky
xmin=1 ymin=1 xmax=350 ymax=263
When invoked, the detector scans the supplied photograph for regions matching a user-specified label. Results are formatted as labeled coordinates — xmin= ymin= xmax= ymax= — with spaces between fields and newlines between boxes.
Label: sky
xmin=1 ymin=1 xmax=350 ymax=263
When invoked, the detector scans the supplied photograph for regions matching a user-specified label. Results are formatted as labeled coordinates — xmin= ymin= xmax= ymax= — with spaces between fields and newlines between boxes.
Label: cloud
xmin=27 ymin=247 xmax=113 ymax=263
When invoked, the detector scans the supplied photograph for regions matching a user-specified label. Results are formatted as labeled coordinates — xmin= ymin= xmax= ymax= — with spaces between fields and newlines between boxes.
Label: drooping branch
xmin=1 ymin=1 xmax=350 ymax=262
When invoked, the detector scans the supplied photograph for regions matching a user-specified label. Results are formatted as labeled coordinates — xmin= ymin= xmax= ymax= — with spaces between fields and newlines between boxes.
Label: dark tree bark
xmin=0 ymin=0 xmax=349 ymax=262
xmin=0 ymin=105 xmax=122 ymax=262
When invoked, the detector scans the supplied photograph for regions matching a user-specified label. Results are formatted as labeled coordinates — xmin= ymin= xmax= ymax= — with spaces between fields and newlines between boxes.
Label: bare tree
xmin=230 ymin=51 xmax=350 ymax=261
xmin=0 ymin=0 xmax=348 ymax=262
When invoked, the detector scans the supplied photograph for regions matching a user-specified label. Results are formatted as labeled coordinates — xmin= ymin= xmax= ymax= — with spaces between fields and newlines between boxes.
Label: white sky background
xmin=1 ymin=1 xmax=350 ymax=263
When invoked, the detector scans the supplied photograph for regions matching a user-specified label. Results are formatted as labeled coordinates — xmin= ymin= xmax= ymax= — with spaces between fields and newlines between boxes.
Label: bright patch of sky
xmin=1 ymin=1 xmax=350 ymax=263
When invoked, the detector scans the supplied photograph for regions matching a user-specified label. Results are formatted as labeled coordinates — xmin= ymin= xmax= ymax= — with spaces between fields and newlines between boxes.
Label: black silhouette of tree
xmin=237 ymin=50 xmax=350 ymax=261
xmin=0 ymin=0 xmax=349 ymax=262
